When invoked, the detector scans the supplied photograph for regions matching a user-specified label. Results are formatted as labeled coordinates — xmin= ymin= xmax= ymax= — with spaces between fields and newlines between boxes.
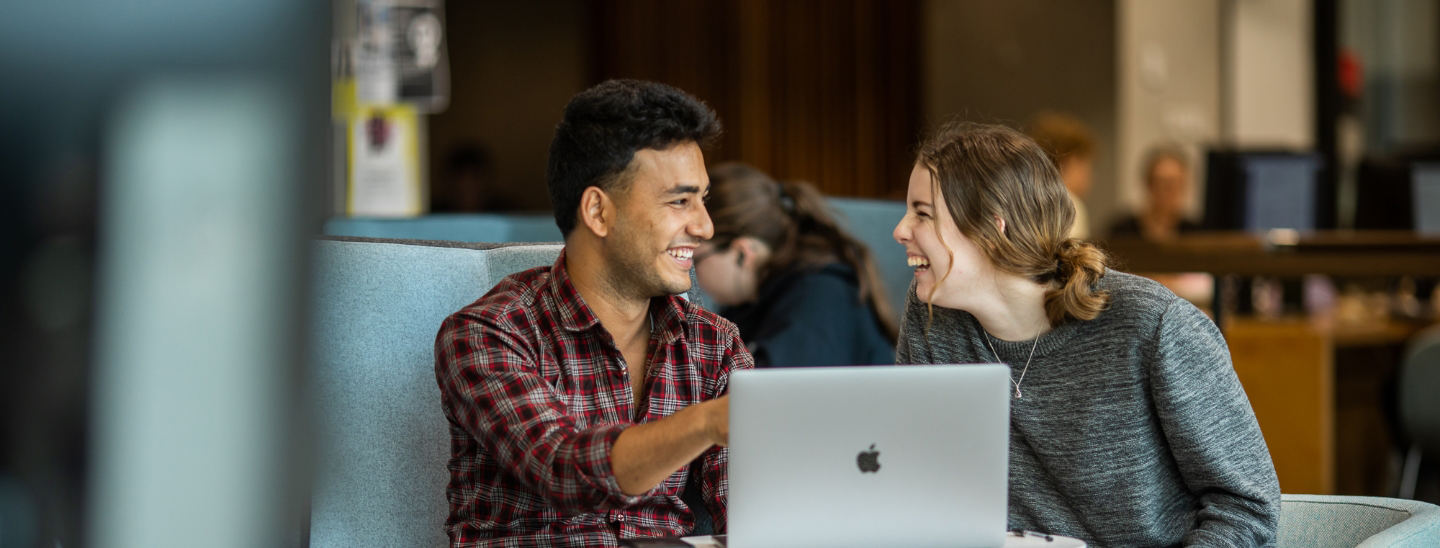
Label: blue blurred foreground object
xmin=0 ymin=1 xmax=327 ymax=547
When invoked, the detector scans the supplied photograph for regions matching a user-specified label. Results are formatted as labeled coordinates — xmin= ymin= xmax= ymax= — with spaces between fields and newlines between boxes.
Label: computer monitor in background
xmin=1204 ymin=151 xmax=1326 ymax=232
xmin=1355 ymin=151 xmax=1440 ymax=233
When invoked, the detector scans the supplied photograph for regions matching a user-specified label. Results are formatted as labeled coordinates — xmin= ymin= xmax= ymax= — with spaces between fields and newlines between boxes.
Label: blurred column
xmin=1116 ymin=0 xmax=1223 ymax=221
xmin=1224 ymin=0 xmax=1317 ymax=149
xmin=1 ymin=2 xmax=328 ymax=548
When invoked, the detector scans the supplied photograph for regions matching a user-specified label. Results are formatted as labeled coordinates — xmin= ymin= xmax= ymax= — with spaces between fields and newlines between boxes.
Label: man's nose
xmin=692 ymin=204 xmax=715 ymax=240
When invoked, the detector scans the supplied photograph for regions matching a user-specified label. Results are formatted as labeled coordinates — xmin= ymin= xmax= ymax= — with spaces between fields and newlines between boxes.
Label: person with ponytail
xmin=893 ymin=122 xmax=1279 ymax=546
xmin=693 ymin=162 xmax=896 ymax=369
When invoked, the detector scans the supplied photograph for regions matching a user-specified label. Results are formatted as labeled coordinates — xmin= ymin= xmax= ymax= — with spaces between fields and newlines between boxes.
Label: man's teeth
xmin=668 ymin=248 xmax=693 ymax=260
xmin=907 ymin=257 xmax=930 ymax=267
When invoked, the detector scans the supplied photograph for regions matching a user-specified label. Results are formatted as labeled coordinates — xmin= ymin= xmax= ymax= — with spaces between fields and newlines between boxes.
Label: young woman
xmin=693 ymin=162 xmax=895 ymax=368
xmin=893 ymin=122 xmax=1279 ymax=546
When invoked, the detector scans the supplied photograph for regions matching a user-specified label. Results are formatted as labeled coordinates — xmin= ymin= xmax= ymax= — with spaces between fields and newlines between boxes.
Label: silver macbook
xmin=726 ymin=364 xmax=1011 ymax=548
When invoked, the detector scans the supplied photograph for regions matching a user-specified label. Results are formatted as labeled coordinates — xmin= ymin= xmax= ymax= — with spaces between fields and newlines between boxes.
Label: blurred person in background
xmin=1028 ymin=112 xmax=1096 ymax=239
xmin=432 ymin=142 xmax=520 ymax=212
xmin=1107 ymin=144 xmax=1212 ymax=310
xmin=1108 ymin=143 xmax=1201 ymax=242
xmin=694 ymin=163 xmax=897 ymax=368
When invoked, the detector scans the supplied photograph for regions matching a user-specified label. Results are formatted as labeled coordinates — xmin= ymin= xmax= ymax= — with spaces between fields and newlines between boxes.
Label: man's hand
xmin=612 ymin=395 xmax=729 ymax=496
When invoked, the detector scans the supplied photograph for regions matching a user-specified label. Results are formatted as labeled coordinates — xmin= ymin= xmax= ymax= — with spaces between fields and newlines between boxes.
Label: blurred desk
xmin=1224 ymin=318 xmax=1437 ymax=496
xmin=1103 ymin=231 xmax=1440 ymax=277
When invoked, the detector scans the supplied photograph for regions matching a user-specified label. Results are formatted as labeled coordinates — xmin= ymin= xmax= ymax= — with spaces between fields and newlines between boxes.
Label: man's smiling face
xmin=604 ymin=141 xmax=714 ymax=299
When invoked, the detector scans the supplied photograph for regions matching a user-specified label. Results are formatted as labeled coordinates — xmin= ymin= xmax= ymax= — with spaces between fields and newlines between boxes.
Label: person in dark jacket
xmin=693 ymin=163 xmax=896 ymax=368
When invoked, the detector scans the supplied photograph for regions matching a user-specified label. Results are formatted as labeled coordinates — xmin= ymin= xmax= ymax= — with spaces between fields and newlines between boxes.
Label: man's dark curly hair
xmin=547 ymin=79 xmax=722 ymax=236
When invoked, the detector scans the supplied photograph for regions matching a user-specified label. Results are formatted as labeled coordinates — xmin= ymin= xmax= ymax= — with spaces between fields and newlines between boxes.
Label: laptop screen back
xmin=727 ymin=364 xmax=1011 ymax=548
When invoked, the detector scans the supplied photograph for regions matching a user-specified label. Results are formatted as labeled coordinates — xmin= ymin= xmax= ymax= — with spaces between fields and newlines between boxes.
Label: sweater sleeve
xmin=1149 ymin=298 xmax=1281 ymax=547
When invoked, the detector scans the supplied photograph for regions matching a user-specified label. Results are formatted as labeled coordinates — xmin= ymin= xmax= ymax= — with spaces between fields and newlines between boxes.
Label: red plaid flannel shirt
xmin=435 ymin=250 xmax=751 ymax=547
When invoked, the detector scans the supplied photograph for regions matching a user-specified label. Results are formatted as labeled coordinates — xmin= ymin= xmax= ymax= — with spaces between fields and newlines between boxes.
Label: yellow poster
xmin=346 ymin=104 xmax=422 ymax=216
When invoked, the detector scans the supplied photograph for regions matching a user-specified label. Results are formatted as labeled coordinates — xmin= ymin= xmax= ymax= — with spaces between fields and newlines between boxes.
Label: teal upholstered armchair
xmin=1279 ymin=494 xmax=1440 ymax=547
xmin=307 ymin=236 xmax=710 ymax=546
xmin=308 ymin=238 xmax=566 ymax=547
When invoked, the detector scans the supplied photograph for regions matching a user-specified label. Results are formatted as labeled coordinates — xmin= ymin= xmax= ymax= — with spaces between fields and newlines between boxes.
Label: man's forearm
xmin=611 ymin=396 xmax=727 ymax=496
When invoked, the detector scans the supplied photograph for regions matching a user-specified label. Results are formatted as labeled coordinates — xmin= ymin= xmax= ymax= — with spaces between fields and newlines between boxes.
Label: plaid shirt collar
xmin=548 ymin=248 xmax=685 ymax=345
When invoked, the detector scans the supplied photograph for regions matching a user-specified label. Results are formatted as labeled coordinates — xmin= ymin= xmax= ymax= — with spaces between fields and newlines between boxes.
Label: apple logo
xmin=856 ymin=444 xmax=881 ymax=473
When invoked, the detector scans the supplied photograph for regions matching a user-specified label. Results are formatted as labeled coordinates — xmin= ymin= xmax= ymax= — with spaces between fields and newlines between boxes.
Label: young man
xmin=434 ymin=80 xmax=749 ymax=547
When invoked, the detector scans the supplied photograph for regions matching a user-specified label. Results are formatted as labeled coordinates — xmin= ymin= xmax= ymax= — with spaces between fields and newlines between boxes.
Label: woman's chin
xmin=913 ymin=280 xmax=933 ymax=303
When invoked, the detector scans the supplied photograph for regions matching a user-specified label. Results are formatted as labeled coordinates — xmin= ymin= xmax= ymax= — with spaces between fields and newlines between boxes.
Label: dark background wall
xmin=428 ymin=1 xmax=588 ymax=211
xmin=430 ymin=0 xmax=921 ymax=209
xmin=924 ymin=0 xmax=1119 ymax=237
xmin=429 ymin=0 xmax=1117 ymax=223
xmin=590 ymin=0 xmax=921 ymax=200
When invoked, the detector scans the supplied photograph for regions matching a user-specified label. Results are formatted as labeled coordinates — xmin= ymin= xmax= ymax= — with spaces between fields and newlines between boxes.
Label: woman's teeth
xmin=667 ymin=248 xmax=693 ymax=260
xmin=907 ymin=256 xmax=930 ymax=269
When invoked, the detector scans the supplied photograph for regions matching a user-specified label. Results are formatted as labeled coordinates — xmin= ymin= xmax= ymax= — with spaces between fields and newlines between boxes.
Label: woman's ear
xmin=732 ymin=237 xmax=755 ymax=268
xmin=992 ymin=214 xmax=1007 ymax=237
xmin=732 ymin=237 xmax=772 ymax=271
xmin=578 ymin=186 xmax=613 ymax=238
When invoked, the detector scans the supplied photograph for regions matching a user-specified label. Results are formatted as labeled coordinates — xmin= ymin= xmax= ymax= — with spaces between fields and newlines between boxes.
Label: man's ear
xmin=578 ymin=186 xmax=614 ymax=238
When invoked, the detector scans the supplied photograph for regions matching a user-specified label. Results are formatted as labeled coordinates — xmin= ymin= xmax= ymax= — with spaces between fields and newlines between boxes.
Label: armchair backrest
xmin=323 ymin=213 xmax=563 ymax=244
xmin=828 ymin=197 xmax=908 ymax=323
xmin=308 ymin=237 xmax=563 ymax=548
xmin=1279 ymin=494 xmax=1440 ymax=547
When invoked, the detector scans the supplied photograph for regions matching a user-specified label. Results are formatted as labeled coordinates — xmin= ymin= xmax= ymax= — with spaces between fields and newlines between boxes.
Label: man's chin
xmin=660 ymin=279 xmax=692 ymax=297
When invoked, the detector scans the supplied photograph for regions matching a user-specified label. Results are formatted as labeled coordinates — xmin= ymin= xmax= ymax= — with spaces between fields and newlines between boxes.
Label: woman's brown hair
xmin=705 ymin=162 xmax=898 ymax=343
xmin=916 ymin=121 xmax=1109 ymax=326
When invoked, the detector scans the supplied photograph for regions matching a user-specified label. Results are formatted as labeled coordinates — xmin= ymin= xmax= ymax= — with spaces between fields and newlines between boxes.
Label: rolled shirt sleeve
xmin=436 ymin=313 xmax=644 ymax=514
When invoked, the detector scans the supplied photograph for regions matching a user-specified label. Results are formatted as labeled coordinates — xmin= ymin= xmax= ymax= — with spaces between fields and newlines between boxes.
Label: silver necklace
xmin=982 ymin=325 xmax=1042 ymax=399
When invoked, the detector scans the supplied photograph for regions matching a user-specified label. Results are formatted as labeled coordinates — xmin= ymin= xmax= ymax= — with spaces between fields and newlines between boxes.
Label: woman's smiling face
xmin=892 ymin=163 xmax=995 ymax=308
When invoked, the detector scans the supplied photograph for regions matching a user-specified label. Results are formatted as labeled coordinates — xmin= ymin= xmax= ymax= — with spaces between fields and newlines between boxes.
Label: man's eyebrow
xmin=664 ymin=184 xmax=703 ymax=196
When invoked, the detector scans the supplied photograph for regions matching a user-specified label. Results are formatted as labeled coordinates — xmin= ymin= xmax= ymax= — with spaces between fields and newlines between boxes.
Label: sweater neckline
xmin=968 ymin=312 xmax=1081 ymax=363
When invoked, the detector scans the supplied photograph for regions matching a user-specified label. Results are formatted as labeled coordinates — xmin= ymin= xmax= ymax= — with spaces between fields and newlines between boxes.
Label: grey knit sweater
xmin=896 ymin=270 xmax=1280 ymax=547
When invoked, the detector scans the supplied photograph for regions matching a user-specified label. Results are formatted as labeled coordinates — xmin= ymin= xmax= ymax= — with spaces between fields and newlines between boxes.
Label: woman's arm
xmin=1149 ymin=298 xmax=1282 ymax=546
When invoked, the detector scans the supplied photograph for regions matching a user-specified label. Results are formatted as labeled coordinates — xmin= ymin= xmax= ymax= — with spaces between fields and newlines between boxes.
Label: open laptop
xmin=724 ymin=364 xmax=1011 ymax=548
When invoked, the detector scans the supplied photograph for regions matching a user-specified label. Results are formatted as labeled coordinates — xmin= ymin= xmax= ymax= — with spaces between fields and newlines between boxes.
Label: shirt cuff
xmin=572 ymin=422 xmax=647 ymax=508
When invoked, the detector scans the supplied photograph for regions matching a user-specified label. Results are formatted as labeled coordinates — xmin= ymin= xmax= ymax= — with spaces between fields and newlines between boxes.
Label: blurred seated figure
xmin=1109 ymin=143 xmax=1202 ymax=242
xmin=431 ymin=142 xmax=519 ymax=212
xmin=1109 ymin=144 xmax=1213 ymax=311
xmin=695 ymin=163 xmax=896 ymax=368
xmin=1029 ymin=111 xmax=1096 ymax=239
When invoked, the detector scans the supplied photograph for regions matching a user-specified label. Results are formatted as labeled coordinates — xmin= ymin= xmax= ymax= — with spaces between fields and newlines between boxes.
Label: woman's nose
xmin=893 ymin=216 xmax=912 ymax=245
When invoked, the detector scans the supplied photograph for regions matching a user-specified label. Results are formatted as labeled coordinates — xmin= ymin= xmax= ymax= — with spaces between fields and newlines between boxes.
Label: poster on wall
xmin=347 ymin=105 xmax=422 ymax=217
xmin=355 ymin=0 xmax=448 ymax=112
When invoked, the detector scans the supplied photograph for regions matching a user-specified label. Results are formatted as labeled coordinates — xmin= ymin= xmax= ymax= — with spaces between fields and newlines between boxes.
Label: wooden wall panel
xmin=591 ymin=0 xmax=919 ymax=199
